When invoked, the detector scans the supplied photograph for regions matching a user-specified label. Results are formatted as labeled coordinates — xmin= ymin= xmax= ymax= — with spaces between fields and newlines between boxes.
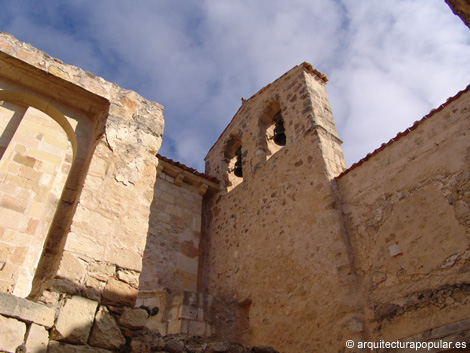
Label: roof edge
xmin=157 ymin=154 xmax=219 ymax=184
xmin=336 ymin=84 xmax=470 ymax=179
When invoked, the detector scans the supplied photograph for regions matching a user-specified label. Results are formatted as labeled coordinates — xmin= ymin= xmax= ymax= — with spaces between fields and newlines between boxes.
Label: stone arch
xmin=223 ymin=133 xmax=243 ymax=191
xmin=0 ymin=90 xmax=77 ymax=157
xmin=0 ymin=91 xmax=76 ymax=297
xmin=257 ymin=97 xmax=285 ymax=162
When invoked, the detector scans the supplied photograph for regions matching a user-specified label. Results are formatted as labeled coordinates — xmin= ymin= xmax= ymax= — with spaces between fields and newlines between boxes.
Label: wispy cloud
xmin=1 ymin=0 xmax=469 ymax=171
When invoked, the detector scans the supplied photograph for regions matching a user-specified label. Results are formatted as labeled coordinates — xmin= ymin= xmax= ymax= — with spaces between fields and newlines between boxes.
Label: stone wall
xmin=0 ymin=32 xmax=168 ymax=353
xmin=337 ymin=85 xmax=470 ymax=342
xmin=0 ymin=290 xmax=278 ymax=353
xmin=1 ymin=11 xmax=469 ymax=352
xmin=139 ymin=156 xmax=218 ymax=295
xmin=0 ymin=104 xmax=72 ymax=296
xmin=202 ymin=64 xmax=361 ymax=353
xmin=202 ymin=62 xmax=470 ymax=352
xmin=0 ymin=32 xmax=164 ymax=305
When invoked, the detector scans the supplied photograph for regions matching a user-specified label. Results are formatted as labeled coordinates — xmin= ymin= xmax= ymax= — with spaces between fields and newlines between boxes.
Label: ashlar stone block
xmin=103 ymin=278 xmax=138 ymax=306
xmin=188 ymin=320 xmax=207 ymax=336
xmin=0 ymin=291 xmax=55 ymax=328
xmin=0 ymin=314 xmax=26 ymax=353
xmin=25 ymin=323 xmax=49 ymax=353
xmin=50 ymin=295 xmax=98 ymax=344
xmin=118 ymin=307 xmax=149 ymax=329
xmin=89 ymin=306 xmax=125 ymax=351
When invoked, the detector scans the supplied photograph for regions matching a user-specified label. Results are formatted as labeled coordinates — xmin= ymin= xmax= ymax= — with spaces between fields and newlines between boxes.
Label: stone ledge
xmin=0 ymin=291 xmax=55 ymax=328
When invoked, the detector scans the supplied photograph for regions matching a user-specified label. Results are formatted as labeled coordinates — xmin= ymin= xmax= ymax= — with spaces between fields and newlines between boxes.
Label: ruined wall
xmin=139 ymin=156 xmax=218 ymax=294
xmin=0 ymin=103 xmax=73 ymax=296
xmin=0 ymin=55 xmax=106 ymax=300
xmin=337 ymin=85 xmax=470 ymax=342
xmin=0 ymin=33 xmax=165 ymax=352
xmin=140 ymin=164 xmax=202 ymax=294
xmin=202 ymin=64 xmax=362 ymax=353
xmin=0 ymin=33 xmax=164 ymax=304
xmin=136 ymin=156 xmax=220 ymax=339
xmin=0 ymin=290 xmax=280 ymax=353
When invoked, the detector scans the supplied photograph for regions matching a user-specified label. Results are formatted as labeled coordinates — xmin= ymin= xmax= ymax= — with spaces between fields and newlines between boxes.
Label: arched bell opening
xmin=223 ymin=134 xmax=243 ymax=192
xmin=258 ymin=98 xmax=285 ymax=163
xmin=272 ymin=111 xmax=286 ymax=147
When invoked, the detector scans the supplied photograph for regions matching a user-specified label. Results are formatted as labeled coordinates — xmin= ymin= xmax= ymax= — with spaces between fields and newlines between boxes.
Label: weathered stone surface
xmin=337 ymin=80 xmax=470 ymax=343
xmin=187 ymin=320 xmax=207 ymax=336
xmin=248 ymin=347 xmax=279 ymax=353
xmin=0 ymin=314 xmax=26 ymax=353
xmin=0 ymin=32 xmax=164 ymax=302
xmin=0 ymin=100 xmax=74 ymax=297
xmin=123 ymin=326 xmax=164 ymax=351
xmin=50 ymin=295 xmax=98 ymax=344
xmin=88 ymin=263 xmax=116 ymax=282
xmin=47 ymin=278 xmax=80 ymax=296
xmin=56 ymin=250 xmax=87 ymax=282
xmin=162 ymin=339 xmax=186 ymax=353
xmin=25 ymin=323 xmax=48 ymax=353
xmin=103 ymin=278 xmax=138 ymax=306
xmin=37 ymin=290 xmax=61 ymax=308
xmin=138 ymin=334 xmax=279 ymax=353
xmin=205 ymin=342 xmax=245 ymax=353
xmin=203 ymin=64 xmax=352 ymax=352
xmin=89 ymin=306 xmax=125 ymax=350
xmin=48 ymin=340 xmax=113 ymax=353
xmin=130 ymin=340 xmax=151 ymax=353
xmin=0 ymin=292 xmax=55 ymax=328
xmin=139 ymin=161 xmax=212 ymax=294
xmin=117 ymin=268 xmax=139 ymax=287
xmin=119 ymin=307 xmax=149 ymax=329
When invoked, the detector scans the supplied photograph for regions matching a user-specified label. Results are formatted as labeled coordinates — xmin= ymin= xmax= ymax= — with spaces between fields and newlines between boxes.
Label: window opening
xmin=258 ymin=101 xmax=285 ymax=164
xmin=224 ymin=134 xmax=243 ymax=191
xmin=233 ymin=146 xmax=243 ymax=177
xmin=272 ymin=111 xmax=286 ymax=146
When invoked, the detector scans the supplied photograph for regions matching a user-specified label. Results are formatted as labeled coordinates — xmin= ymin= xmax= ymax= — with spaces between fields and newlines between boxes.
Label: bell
xmin=233 ymin=147 xmax=243 ymax=177
xmin=273 ymin=114 xmax=286 ymax=146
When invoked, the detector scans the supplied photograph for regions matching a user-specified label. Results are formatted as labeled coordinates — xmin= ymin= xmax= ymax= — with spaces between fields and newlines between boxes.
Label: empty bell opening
xmin=273 ymin=112 xmax=286 ymax=146
xmin=233 ymin=146 xmax=243 ymax=177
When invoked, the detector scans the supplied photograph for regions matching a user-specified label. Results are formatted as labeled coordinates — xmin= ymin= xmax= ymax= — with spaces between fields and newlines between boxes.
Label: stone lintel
xmin=0 ymin=51 xmax=109 ymax=117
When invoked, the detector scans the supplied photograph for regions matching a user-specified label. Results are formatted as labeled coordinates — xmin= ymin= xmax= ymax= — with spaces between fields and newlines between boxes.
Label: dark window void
xmin=223 ymin=134 xmax=243 ymax=191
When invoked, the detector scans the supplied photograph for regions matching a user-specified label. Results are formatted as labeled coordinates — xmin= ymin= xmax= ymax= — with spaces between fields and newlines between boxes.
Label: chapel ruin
xmin=0 ymin=2 xmax=469 ymax=352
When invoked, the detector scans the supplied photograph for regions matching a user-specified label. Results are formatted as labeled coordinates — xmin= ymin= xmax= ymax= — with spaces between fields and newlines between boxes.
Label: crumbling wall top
xmin=0 ymin=32 xmax=163 ymax=111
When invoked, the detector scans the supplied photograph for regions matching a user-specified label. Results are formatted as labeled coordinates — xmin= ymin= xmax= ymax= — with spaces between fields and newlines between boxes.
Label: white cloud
xmin=1 ymin=0 xmax=469 ymax=171
xmin=328 ymin=0 xmax=470 ymax=164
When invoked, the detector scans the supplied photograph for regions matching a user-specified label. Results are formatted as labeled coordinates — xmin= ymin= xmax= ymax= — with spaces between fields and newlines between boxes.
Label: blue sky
xmin=1 ymin=0 xmax=469 ymax=172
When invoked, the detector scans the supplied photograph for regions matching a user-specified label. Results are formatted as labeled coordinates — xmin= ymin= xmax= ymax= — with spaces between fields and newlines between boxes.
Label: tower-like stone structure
xmin=202 ymin=63 xmax=363 ymax=352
